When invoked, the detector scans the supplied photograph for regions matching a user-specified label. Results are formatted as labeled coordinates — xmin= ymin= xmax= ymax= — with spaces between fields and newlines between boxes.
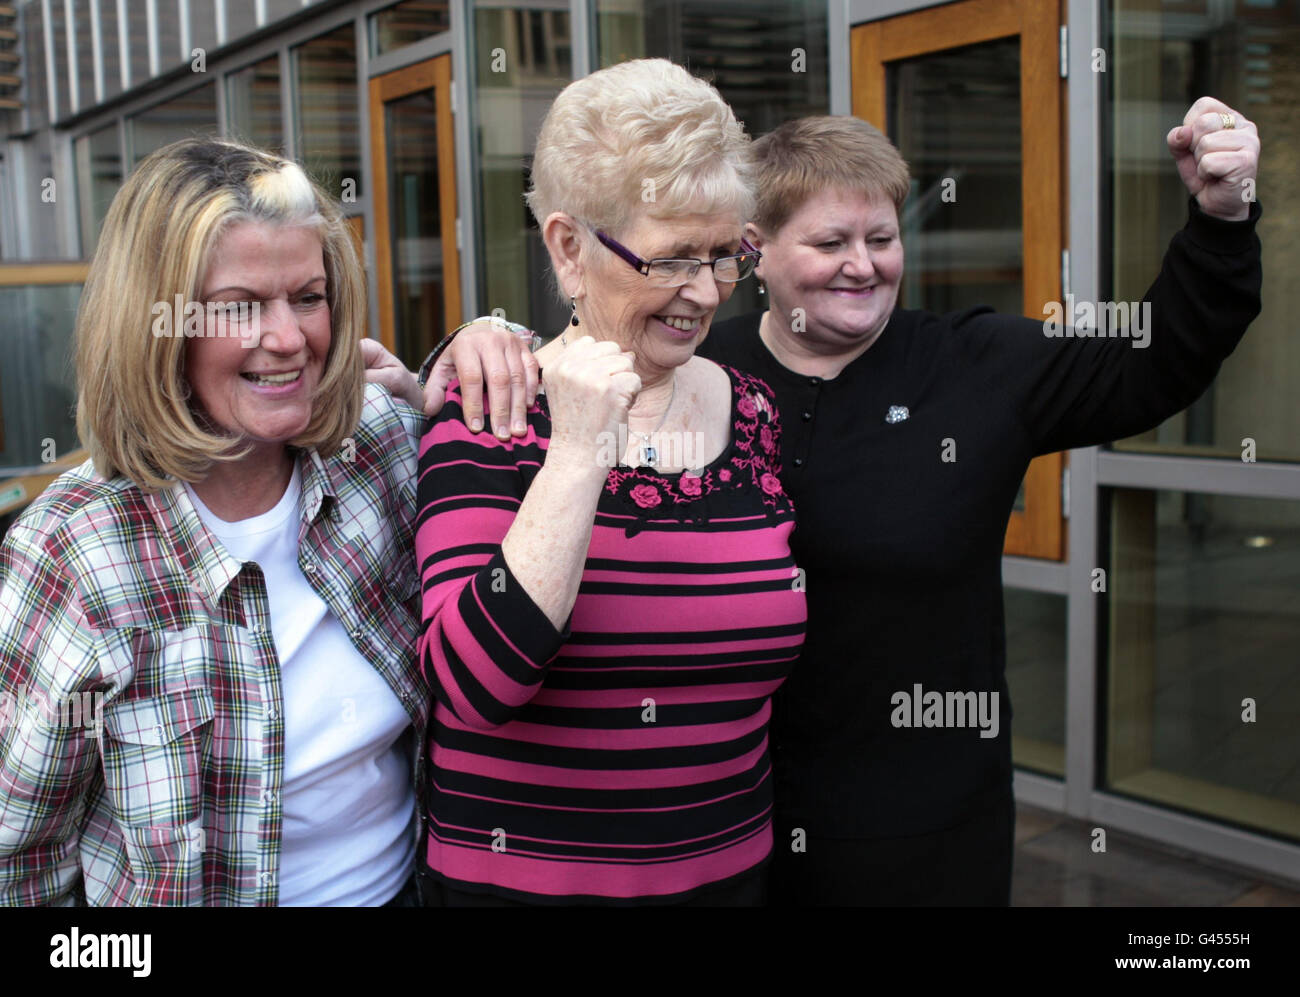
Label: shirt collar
xmin=143 ymin=448 xmax=339 ymax=606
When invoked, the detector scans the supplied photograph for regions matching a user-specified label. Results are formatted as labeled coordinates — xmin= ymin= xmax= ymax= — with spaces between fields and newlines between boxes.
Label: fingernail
xmin=513 ymin=420 xmax=526 ymax=434
xmin=470 ymin=418 xmax=483 ymax=431
xmin=496 ymin=426 xmax=510 ymax=439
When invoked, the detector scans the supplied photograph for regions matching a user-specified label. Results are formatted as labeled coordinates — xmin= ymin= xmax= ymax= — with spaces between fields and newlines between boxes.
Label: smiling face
xmin=577 ymin=210 xmax=743 ymax=376
xmin=185 ymin=220 xmax=331 ymax=467
xmin=752 ymin=187 xmax=904 ymax=354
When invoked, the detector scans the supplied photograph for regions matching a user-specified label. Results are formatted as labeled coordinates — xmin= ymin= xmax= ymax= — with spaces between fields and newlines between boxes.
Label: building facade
xmin=1 ymin=0 xmax=1297 ymax=888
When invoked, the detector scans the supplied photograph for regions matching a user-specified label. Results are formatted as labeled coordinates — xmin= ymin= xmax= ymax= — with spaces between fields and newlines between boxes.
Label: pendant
xmin=641 ymin=445 xmax=658 ymax=466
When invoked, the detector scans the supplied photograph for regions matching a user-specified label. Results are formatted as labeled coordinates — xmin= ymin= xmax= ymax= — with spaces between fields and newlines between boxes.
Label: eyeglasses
xmin=593 ymin=229 xmax=761 ymax=287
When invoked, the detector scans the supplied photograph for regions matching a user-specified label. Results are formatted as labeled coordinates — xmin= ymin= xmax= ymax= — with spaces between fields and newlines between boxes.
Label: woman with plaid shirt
xmin=0 ymin=139 xmax=525 ymax=907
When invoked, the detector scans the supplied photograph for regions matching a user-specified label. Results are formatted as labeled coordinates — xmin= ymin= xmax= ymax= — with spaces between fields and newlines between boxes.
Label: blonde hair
xmin=76 ymin=138 xmax=365 ymax=490
xmin=751 ymin=116 xmax=911 ymax=235
xmin=526 ymin=58 xmax=754 ymax=244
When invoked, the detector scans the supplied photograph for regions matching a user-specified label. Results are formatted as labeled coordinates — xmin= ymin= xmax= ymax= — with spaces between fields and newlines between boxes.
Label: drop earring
xmin=757 ymin=280 xmax=766 ymax=296
xmin=569 ymin=297 xmax=580 ymax=327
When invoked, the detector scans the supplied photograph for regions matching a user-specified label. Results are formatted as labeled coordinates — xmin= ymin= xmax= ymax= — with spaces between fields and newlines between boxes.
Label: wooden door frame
xmin=368 ymin=55 xmax=461 ymax=358
xmin=851 ymin=0 xmax=1066 ymax=560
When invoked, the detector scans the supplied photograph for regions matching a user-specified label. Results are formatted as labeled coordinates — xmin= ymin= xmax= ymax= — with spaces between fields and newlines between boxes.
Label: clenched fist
xmin=541 ymin=336 xmax=642 ymax=471
xmin=1168 ymin=97 xmax=1260 ymax=222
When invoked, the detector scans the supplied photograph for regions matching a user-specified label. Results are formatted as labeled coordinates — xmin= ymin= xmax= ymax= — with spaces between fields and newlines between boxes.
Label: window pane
xmin=472 ymin=4 xmax=571 ymax=333
xmin=49 ymin=0 xmax=71 ymax=119
xmin=73 ymin=0 xmax=96 ymax=108
xmin=190 ymin=0 xmax=221 ymax=59
xmin=294 ymin=24 xmax=361 ymax=203
xmin=20 ymin=0 xmax=50 ymax=129
xmin=126 ymin=3 xmax=151 ymax=87
xmin=1005 ymin=586 xmax=1066 ymax=778
xmin=594 ymin=0 xmax=829 ymax=324
xmin=225 ymin=0 xmax=259 ymax=41
xmin=74 ymin=124 xmax=122 ymax=256
xmin=1105 ymin=487 xmax=1300 ymax=842
xmin=156 ymin=1 xmax=183 ymax=73
xmin=130 ymin=83 xmax=218 ymax=165
xmin=370 ymin=0 xmax=452 ymax=56
xmin=888 ymin=37 xmax=1022 ymax=317
xmin=0 ymin=285 xmax=81 ymax=472
xmin=227 ymin=56 xmax=284 ymax=154
xmin=1108 ymin=2 xmax=1299 ymax=461
xmin=99 ymin=0 xmax=123 ymax=99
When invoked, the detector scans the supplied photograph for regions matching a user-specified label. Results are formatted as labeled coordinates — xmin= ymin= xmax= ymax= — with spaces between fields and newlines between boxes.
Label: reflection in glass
xmin=385 ymin=90 xmax=445 ymax=369
xmin=472 ymin=4 xmax=572 ymax=335
xmin=888 ymin=37 xmax=1022 ymax=317
xmin=595 ymin=0 xmax=829 ymax=323
xmin=0 ymin=285 xmax=81 ymax=471
xmin=295 ymin=25 xmax=362 ymax=203
xmin=1105 ymin=488 xmax=1300 ymax=842
xmin=74 ymin=126 xmax=122 ymax=256
xmin=228 ymin=57 xmax=284 ymax=154
xmin=371 ymin=1 xmax=452 ymax=55
xmin=1004 ymin=587 xmax=1066 ymax=777
xmin=130 ymin=84 xmax=219 ymax=164
xmin=1109 ymin=2 xmax=1299 ymax=461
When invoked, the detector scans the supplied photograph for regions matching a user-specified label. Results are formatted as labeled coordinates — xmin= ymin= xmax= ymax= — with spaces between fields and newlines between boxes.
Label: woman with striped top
xmin=414 ymin=59 xmax=807 ymax=905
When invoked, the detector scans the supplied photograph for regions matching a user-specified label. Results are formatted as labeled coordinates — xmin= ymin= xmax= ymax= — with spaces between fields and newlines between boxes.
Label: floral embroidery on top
xmin=604 ymin=365 xmax=786 ymax=516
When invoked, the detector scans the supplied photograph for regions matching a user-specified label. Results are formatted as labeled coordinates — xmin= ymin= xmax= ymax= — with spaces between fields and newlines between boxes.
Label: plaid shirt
xmin=0 ymin=385 xmax=428 ymax=906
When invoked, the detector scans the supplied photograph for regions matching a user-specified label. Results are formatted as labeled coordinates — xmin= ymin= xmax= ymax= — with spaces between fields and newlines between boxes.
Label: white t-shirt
xmin=187 ymin=464 xmax=415 ymax=906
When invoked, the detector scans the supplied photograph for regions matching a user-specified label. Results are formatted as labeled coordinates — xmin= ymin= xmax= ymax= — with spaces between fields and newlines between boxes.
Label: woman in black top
xmin=690 ymin=97 xmax=1261 ymax=904
xmin=393 ymin=93 xmax=1262 ymax=905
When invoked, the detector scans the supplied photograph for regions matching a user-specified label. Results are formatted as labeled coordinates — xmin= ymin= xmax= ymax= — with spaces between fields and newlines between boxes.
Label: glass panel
xmin=190 ymin=0 xmax=221 ymax=58
xmin=1105 ymin=487 xmax=1300 ymax=842
xmin=1004 ymin=587 xmax=1066 ymax=777
xmin=49 ymin=0 xmax=71 ymax=119
xmin=127 ymin=3 xmax=151 ymax=87
xmin=74 ymin=124 xmax=123 ymax=256
xmin=73 ymin=0 xmax=96 ymax=109
xmin=370 ymin=0 xmax=452 ymax=56
xmin=385 ymin=88 xmax=445 ymax=368
xmin=0 ymin=285 xmax=81 ymax=471
xmin=1108 ymin=1 xmax=1299 ymax=461
xmin=20 ymin=1 xmax=50 ymax=130
xmin=888 ymin=37 xmax=1022 ymax=317
xmin=266 ymin=0 xmax=307 ymax=23
xmin=130 ymin=83 xmax=219 ymax=164
xmin=225 ymin=1 xmax=259 ymax=41
xmin=472 ymin=3 xmax=572 ymax=334
xmin=156 ymin=2 xmax=183 ymax=73
xmin=294 ymin=24 xmax=362 ymax=203
xmin=227 ymin=56 xmax=284 ymax=154
xmin=98 ymin=0 xmax=123 ymax=100
xmin=595 ymin=0 xmax=829 ymax=323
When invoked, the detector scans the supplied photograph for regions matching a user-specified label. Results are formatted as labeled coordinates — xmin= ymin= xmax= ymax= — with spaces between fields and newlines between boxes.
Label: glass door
xmin=851 ymin=0 xmax=1066 ymax=560
xmin=368 ymin=54 xmax=462 ymax=368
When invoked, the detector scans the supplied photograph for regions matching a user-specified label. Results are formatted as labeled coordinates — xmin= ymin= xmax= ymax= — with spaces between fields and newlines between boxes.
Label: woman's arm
xmin=0 ymin=521 xmax=104 ymax=906
xmin=416 ymin=337 xmax=639 ymax=729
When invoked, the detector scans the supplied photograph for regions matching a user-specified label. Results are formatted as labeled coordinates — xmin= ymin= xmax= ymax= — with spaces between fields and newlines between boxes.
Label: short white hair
xmin=526 ymin=59 xmax=754 ymax=239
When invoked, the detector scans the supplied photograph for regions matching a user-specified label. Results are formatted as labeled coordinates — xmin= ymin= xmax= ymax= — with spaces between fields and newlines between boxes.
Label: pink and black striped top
xmin=414 ymin=363 xmax=806 ymax=904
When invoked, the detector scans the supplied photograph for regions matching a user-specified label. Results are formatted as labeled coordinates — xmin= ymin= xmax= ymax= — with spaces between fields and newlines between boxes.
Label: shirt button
xmin=302 ymin=560 xmax=317 ymax=574
xmin=801 ymin=410 xmax=812 ymax=421
xmin=262 ymin=789 xmax=278 ymax=804
xmin=259 ymin=872 xmax=274 ymax=887
xmin=265 ymin=707 xmax=278 ymax=721
xmin=793 ymin=457 xmax=805 ymax=467
xmin=808 ymin=376 xmax=822 ymax=386
xmin=349 ymin=628 xmax=362 ymax=641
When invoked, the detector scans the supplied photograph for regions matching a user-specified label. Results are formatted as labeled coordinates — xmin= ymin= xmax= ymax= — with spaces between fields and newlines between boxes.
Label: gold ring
xmin=1220 ymin=112 xmax=1236 ymax=130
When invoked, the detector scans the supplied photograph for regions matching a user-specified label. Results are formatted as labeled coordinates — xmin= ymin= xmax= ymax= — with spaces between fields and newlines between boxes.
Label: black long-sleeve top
xmin=697 ymin=198 xmax=1263 ymax=836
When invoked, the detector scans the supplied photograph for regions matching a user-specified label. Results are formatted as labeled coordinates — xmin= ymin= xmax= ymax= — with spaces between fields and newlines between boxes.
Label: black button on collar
xmin=801 ymin=410 xmax=812 ymax=421
xmin=808 ymin=376 xmax=823 ymax=386
xmin=793 ymin=457 xmax=805 ymax=467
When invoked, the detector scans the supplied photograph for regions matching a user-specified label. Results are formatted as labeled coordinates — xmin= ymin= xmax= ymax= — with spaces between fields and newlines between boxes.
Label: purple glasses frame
xmin=592 ymin=229 xmax=762 ymax=285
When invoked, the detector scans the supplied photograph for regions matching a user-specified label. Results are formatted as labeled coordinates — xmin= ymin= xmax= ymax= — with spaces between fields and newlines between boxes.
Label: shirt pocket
xmin=118 ymin=817 xmax=208 ymax=907
xmin=100 ymin=686 xmax=214 ymax=829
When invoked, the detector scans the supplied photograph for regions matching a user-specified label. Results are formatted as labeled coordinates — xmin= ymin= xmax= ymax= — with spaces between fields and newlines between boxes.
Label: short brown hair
xmin=76 ymin=138 xmax=365 ymax=490
xmin=751 ymin=116 xmax=911 ymax=235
